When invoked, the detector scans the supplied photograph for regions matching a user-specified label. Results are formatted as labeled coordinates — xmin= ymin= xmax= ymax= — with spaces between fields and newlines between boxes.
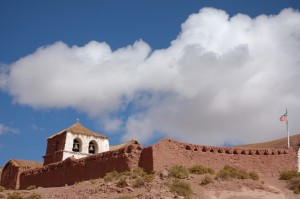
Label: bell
xmin=74 ymin=144 xmax=79 ymax=150
xmin=89 ymin=145 xmax=94 ymax=150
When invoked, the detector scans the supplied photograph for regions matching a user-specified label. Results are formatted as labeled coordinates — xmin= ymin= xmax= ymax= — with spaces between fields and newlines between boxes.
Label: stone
xmin=160 ymin=170 xmax=169 ymax=179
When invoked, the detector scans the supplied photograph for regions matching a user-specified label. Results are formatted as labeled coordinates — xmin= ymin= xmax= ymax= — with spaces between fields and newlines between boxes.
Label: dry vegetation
xmin=0 ymin=166 xmax=299 ymax=198
xmin=279 ymin=170 xmax=300 ymax=194
xmin=215 ymin=165 xmax=259 ymax=181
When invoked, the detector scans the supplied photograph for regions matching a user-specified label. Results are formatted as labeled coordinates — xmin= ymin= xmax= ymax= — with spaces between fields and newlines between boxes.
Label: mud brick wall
xmin=139 ymin=138 xmax=297 ymax=176
xmin=18 ymin=138 xmax=298 ymax=189
xmin=20 ymin=141 xmax=142 ymax=189
xmin=0 ymin=164 xmax=22 ymax=189
xmin=43 ymin=132 xmax=67 ymax=166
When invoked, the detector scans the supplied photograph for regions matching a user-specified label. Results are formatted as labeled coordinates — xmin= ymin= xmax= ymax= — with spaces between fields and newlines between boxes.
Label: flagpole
xmin=286 ymin=108 xmax=290 ymax=148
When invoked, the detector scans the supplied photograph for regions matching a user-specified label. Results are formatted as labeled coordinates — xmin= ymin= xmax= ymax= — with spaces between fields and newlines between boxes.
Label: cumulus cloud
xmin=0 ymin=123 xmax=19 ymax=135
xmin=2 ymin=8 xmax=300 ymax=145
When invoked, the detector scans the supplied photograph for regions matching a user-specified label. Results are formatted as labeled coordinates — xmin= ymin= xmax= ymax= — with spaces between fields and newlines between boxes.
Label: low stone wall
xmin=139 ymin=138 xmax=298 ymax=176
xmin=20 ymin=140 xmax=142 ymax=189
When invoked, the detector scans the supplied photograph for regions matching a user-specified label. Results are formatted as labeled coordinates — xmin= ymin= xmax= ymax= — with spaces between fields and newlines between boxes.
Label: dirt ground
xmin=1 ymin=172 xmax=299 ymax=199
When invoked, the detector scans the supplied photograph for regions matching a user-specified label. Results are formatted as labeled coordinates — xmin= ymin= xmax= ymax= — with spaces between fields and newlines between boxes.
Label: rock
xmin=160 ymin=170 xmax=169 ymax=179
xmin=109 ymin=187 xmax=121 ymax=193
xmin=124 ymin=186 xmax=134 ymax=192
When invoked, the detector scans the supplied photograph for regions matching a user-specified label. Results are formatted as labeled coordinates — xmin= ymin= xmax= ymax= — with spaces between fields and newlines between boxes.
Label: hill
xmin=239 ymin=134 xmax=300 ymax=150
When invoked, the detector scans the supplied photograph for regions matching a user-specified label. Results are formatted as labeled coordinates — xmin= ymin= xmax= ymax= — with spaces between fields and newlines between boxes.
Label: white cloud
xmin=0 ymin=123 xmax=19 ymax=135
xmin=2 ymin=8 xmax=300 ymax=145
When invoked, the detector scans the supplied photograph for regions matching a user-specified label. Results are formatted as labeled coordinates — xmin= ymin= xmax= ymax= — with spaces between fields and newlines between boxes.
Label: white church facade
xmin=43 ymin=122 xmax=109 ymax=165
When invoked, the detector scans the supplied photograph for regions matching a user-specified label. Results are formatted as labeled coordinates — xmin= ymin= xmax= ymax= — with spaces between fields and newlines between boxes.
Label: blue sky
xmin=0 ymin=1 xmax=300 ymax=166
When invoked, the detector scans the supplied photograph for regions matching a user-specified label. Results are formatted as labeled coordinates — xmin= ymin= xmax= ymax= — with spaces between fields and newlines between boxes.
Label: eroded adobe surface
xmin=20 ymin=140 xmax=142 ymax=189
xmin=139 ymin=138 xmax=297 ymax=176
xmin=17 ymin=138 xmax=298 ymax=189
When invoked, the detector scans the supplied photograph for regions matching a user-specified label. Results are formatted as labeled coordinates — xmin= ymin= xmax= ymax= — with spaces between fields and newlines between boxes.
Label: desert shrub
xmin=89 ymin=178 xmax=98 ymax=184
xmin=115 ymin=196 xmax=133 ymax=199
xmin=143 ymin=173 xmax=154 ymax=182
xmin=117 ymin=176 xmax=128 ymax=188
xmin=235 ymin=169 xmax=249 ymax=179
xmin=26 ymin=185 xmax=36 ymax=190
xmin=0 ymin=186 xmax=4 ymax=192
xmin=169 ymin=179 xmax=192 ymax=198
xmin=25 ymin=193 xmax=42 ymax=199
xmin=201 ymin=175 xmax=213 ymax=185
xmin=7 ymin=192 xmax=23 ymax=199
xmin=287 ymin=176 xmax=300 ymax=194
xmin=131 ymin=167 xmax=154 ymax=181
xmin=279 ymin=170 xmax=299 ymax=180
xmin=216 ymin=169 xmax=231 ymax=180
xmin=131 ymin=167 xmax=145 ymax=179
xmin=249 ymin=171 xmax=259 ymax=181
xmin=169 ymin=165 xmax=189 ymax=179
xmin=122 ymin=171 xmax=132 ymax=177
xmin=74 ymin=180 xmax=83 ymax=185
xmin=104 ymin=171 xmax=121 ymax=182
xmin=189 ymin=165 xmax=214 ymax=175
xmin=132 ymin=174 xmax=154 ymax=188
xmin=216 ymin=165 xmax=259 ymax=181
xmin=132 ymin=177 xmax=145 ymax=188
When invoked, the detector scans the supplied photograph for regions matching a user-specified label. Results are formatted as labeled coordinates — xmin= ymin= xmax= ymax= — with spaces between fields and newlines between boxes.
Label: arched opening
xmin=72 ymin=138 xmax=81 ymax=152
xmin=88 ymin=140 xmax=98 ymax=154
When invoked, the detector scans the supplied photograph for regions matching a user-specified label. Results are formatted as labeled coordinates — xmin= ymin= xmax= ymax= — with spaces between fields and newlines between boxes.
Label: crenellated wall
xmin=139 ymin=138 xmax=298 ymax=176
xmin=20 ymin=140 xmax=142 ymax=189
xmin=16 ymin=138 xmax=298 ymax=189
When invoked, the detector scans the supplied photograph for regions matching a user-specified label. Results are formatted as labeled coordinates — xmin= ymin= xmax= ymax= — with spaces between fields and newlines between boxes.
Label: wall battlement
xmin=169 ymin=140 xmax=291 ymax=156
xmin=2 ymin=138 xmax=297 ymax=189
xmin=139 ymin=138 xmax=297 ymax=176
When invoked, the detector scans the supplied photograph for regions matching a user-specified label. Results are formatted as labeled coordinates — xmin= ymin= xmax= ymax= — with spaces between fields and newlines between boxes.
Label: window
xmin=72 ymin=139 xmax=80 ymax=152
xmin=88 ymin=141 xmax=98 ymax=154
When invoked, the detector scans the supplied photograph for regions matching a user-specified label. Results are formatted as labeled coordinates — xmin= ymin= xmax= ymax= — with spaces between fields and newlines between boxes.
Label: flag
xmin=280 ymin=111 xmax=288 ymax=121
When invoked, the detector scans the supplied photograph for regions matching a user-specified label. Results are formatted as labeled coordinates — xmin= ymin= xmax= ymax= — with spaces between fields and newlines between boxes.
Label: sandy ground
xmin=1 ymin=174 xmax=299 ymax=199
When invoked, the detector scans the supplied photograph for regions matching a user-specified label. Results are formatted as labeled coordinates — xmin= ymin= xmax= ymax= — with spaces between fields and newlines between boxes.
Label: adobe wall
xmin=139 ymin=138 xmax=297 ymax=176
xmin=1 ymin=164 xmax=19 ymax=189
xmin=43 ymin=132 xmax=67 ymax=166
xmin=20 ymin=140 xmax=142 ymax=189
xmin=17 ymin=138 xmax=298 ymax=189
xmin=298 ymin=150 xmax=300 ymax=172
xmin=0 ymin=164 xmax=28 ymax=189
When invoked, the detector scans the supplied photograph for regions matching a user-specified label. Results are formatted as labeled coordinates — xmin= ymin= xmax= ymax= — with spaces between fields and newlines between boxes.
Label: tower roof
xmin=48 ymin=122 xmax=108 ymax=139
